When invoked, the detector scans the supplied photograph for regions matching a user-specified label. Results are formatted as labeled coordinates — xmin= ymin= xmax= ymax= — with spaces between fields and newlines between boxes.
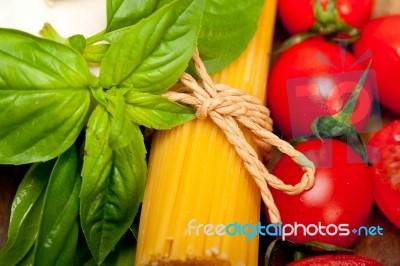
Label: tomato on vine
xmin=267 ymin=38 xmax=373 ymax=139
xmin=268 ymin=138 xmax=373 ymax=248
xmin=278 ymin=0 xmax=374 ymax=37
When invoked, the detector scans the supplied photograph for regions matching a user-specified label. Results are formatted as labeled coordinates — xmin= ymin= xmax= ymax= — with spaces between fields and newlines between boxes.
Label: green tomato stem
xmin=311 ymin=0 xmax=360 ymax=41
xmin=305 ymin=240 xmax=353 ymax=252
xmin=313 ymin=0 xmax=338 ymax=26
xmin=310 ymin=61 xmax=371 ymax=162
xmin=293 ymin=250 xmax=305 ymax=261
xmin=275 ymin=32 xmax=319 ymax=55
xmin=334 ymin=60 xmax=372 ymax=123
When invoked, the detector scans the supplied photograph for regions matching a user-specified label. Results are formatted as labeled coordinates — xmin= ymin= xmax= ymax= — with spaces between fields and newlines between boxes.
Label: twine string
xmin=163 ymin=49 xmax=316 ymax=224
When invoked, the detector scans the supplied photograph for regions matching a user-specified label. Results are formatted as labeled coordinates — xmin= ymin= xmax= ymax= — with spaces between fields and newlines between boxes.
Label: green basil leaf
xmin=100 ymin=0 xmax=205 ymax=93
xmin=99 ymin=234 xmax=136 ymax=266
xmin=104 ymin=0 xmax=263 ymax=74
xmin=125 ymin=91 xmax=195 ymax=129
xmin=68 ymin=34 xmax=87 ymax=53
xmin=81 ymin=105 xmax=146 ymax=264
xmin=83 ymin=44 xmax=110 ymax=64
xmin=0 ymin=162 xmax=53 ymax=266
xmin=198 ymin=0 xmax=264 ymax=73
xmin=91 ymin=87 xmax=109 ymax=107
xmin=81 ymin=105 xmax=113 ymax=191
xmin=56 ymin=222 xmax=80 ymax=265
xmin=15 ymin=245 xmax=35 ymax=266
xmin=0 ymin=146 xmax=81 ymax=266
xmin=73 ymin=230 xmax=94 ymax=266
xmin=129 ymin=211 xmax=141 ymax=241
xmin=0 ymin=90 xmax=90 ymax=165
xmin=102 ymin=26 xmax=133 ymax=43
xmin=0 ymin=29 xmax=90 ymax=88
xmin=74 ymin=230 xmax=136 ymax=266
xmin=0 ymin=29 xmax=91 ymax=164
xmin=39 ymin=23 xmax=69 ymax=45
xmin=106 ymin=90 xmax=136 ymax=149
xmin=106 ymin=0 xmax=160 ymax=32
xmin=34 ymin=145 xmax=81 ymax=266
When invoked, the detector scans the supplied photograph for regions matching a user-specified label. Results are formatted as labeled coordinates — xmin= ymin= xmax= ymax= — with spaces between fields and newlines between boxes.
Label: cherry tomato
xmin=268 ymin=138 xmax=373 ymax=247
xmin=267 ymin=38 xmax=373 ymax=139
xmin=286 ymin=254 xmax=383 ymax=266
xmin=367 ymin=120 xmax=400 ymax=228
xmin=278 ymin=0 xmax=374 ymax=35
xmin=353 ymin=15 xmax=400 ymax=115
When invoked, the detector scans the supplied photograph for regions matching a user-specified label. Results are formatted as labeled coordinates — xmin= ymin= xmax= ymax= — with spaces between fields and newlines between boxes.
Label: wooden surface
xmin=352 ymin=206 xmax=400 ymax=266
xmin=372 ymin=0 xmax=400 ymax=18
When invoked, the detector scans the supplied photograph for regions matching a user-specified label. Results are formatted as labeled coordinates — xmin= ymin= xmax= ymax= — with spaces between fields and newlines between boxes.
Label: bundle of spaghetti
xmin=135 ymin=0 xmax=278 ymax=265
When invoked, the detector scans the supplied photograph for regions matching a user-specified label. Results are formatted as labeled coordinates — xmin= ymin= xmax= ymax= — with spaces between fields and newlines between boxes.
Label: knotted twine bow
xmin=163 ymin=49 xmax=316 ymax=224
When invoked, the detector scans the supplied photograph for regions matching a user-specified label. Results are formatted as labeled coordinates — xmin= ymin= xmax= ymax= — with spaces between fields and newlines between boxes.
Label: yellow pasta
xmin=135 ymin=0 xmax=277 ymax=264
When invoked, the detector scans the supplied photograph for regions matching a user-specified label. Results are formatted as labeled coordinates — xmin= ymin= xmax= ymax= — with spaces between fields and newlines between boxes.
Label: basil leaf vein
xmin=0 ymin=29 xmax=91 ymax=164
xmin=100 ymin=0 xmax=205 ymax=93
xmin=81 ymin=105 xmax=146 ymax=264
xmin=125 ymin=90 xmax=195 ymax=129
xmin=106 ymin=0 xmax=160 ymax=32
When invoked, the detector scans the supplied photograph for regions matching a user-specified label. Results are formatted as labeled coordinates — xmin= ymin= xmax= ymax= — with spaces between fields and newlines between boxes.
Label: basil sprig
xmin=0 ymin=0 xmax=202 ymax=264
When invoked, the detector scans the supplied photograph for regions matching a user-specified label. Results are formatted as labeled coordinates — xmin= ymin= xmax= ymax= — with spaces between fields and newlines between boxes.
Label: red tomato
xmin=367 ymin=120 xmax=400 ymax=227
xmin=353 ymin=15 xmax=400 ymax=115
xmin=269 ymin=139 xmax=373 ymax=247
xmin=286 ymin=254 xmax=383 ymax=266
xmin=278 ymin=0 xmax=374 ymax=35
xmin=267 ymin=38 xmax=373 ymax=139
